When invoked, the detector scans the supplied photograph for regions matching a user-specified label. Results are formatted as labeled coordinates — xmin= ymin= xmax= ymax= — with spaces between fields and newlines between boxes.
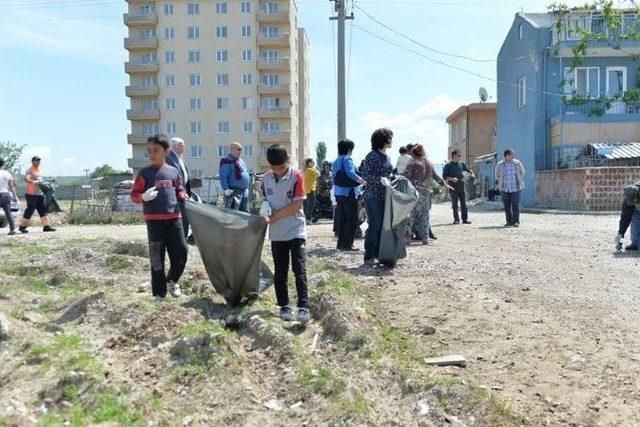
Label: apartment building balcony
xmin=128 ymin=158 xmax=148 ymax=169
xmin=123 ymin=13 xmax=157 ymax=26
xmin=124 ymin=61 xmax=159 ymax=73
xmin=560 ymin=95 xmax=639 ymax=121
xmin=553 ymin=14 xmax=640 ymax=56
xmin=257 ymin=33 xmax=290 ymax=47
xmin=259 ymin=107 xmax=291 ymax=119
xmin=258 ymin=58 xmax=290 ymax=70
xmin=124 ymin=37 xmax=158 ymax=50
xmin=127 ymin=134 xmax=149 ymax=145
xmin=258 ymin=83 xmax=290 ymax=94
xmin=125 ymin=85 xmax=159 ymax=97
xmin=258 ymin=4 xmax=290 ymax=22
xmin=259 ymin=131 xmax=291 ymax=143
xmin=126 ymin=109 xmax=160 ymax=120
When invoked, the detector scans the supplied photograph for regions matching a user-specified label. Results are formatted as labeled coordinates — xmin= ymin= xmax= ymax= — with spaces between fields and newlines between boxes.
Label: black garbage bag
xmin=378 ymin=176 xmax=419 ymax=267
xmin=185 ymin=201 xmax=272 ymax=306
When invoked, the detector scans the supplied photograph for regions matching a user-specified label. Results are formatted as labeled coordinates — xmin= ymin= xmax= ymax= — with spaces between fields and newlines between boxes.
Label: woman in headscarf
xmin=402 ymin=144 xmax=452 ymax=244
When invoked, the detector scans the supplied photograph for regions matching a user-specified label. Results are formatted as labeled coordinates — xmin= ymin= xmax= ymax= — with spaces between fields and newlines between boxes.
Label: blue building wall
xmin=497 ymin=12 xmax=640 ymax=206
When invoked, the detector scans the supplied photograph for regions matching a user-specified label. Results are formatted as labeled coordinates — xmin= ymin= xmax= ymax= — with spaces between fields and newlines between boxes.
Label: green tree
xmin=0 ymin=141 xmax=26 ymax=175
xmin=550 ymin=1 xmax=640 ymax=115
xmin=90 ymin=164 xmax=127 ymax=179
xmin=315 ymin=141 xmax=327 ymax=171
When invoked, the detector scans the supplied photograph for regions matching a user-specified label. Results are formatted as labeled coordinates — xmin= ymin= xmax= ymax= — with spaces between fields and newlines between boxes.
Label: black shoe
xmin=186 ymin=235 xmax=196 ymax=245
xmin=428 ymin=230 xmax=437 ymax=240
xmin=513 ymin=222 xmax=520 ymax=228
xmin=625 ymin=244 xmax=638 ymax=251
xmin=504 ymin=223 xmax=513 ymax=227
xmin=453 ymin=219 xmax=460 ymax=225
xmin=43 ymin=225 xmax=56 ymax=232
xmin=462 ymin=220 xmax=472 ymax=225
xmin=18 ymin=227 xmax=28 ymax=234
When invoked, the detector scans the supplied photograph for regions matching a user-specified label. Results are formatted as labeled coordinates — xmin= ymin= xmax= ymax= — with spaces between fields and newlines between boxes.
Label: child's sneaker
xmin=169 ymin=281 xmax=181 ymax=297
xmin=151 ymin=295 xmax=165 ymax=303
xmin=279 ymin=306 xmax=293 ymax=321
xmin=296 ymin=307 xmax=310 ymax=323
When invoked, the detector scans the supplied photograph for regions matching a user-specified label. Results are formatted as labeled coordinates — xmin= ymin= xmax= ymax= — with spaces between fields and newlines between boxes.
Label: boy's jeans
xmin=271 ymin=238 xmax=309 ymax=308
xmin=146 ymin=219 xmax=188 ymax=297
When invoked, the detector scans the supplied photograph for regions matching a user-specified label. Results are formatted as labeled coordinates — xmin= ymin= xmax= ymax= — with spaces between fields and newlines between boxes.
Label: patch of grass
xmin=297 ymin=363 xmax=347 ymax=398
xmin=93 ymin=392 xmax=143 ymax=425
xmin=9 ymin=307 xmax=25 ymax=320
xmin=337 ymin=392 xmax=370 ymax=415
xmin=67 ymin=211 xmax=143 ymax=225
xmin=106 ymin=255 xmax=135 ymax=272
xmin=177 ymin=319 xmax=225 ymax=338
xmin=36 ymin=299 xmax=56 ymax=313
xmin=28 ymin=278 xmax=50 ymax=294
xmin=30 ymin=333 xmax=101 ymax=374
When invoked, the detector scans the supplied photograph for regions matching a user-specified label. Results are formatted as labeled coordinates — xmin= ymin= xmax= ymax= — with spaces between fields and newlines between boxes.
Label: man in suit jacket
xmin=167 ymin=137 xmax=192 ymax=238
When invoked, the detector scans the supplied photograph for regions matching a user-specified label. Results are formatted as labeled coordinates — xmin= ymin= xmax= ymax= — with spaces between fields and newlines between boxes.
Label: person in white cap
xmin=166 ymin=137 xmax=191 ymax=239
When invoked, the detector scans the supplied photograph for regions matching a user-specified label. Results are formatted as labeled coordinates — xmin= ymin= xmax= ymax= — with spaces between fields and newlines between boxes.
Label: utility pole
xmin=330 ymin=0 xmax=353 ymax=142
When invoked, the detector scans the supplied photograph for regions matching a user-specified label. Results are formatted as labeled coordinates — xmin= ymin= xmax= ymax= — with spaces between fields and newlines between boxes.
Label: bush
xmin=66 ymin=211 xmax=143 ymax=225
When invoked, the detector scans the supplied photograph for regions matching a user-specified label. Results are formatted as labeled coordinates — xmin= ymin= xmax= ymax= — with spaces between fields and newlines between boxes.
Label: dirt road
xmin=5 ymin=203 xmax=639 ymax=424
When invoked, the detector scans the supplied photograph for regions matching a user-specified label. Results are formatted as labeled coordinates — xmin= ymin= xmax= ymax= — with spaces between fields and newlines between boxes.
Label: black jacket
xmin=166 ymin=151 xmax=191 ymax=196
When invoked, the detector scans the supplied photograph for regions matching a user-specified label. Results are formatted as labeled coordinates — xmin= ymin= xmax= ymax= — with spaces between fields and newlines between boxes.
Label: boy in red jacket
xmin=131 ymin=134 xmax=188 ymax=301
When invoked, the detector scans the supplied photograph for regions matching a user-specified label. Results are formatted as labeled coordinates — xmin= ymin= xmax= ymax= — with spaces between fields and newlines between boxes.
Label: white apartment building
xmin=124 ymin=0 xmax=310 ymax=176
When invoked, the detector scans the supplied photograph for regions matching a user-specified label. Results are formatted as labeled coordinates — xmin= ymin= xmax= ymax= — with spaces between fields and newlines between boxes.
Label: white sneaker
xmin=169 ymin=282 xmax=181 ymax=298
xmin=151 ymin=295 xmax=165 ymax=303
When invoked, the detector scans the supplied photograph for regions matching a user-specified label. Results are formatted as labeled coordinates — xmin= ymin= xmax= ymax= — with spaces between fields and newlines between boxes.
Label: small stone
xmin=504 ymin=298 xmax=513 ymax=303
xmin=416 ymin=399 xmax=430 ymax=416
xmin=137 ymin=282 xmax=150 ymax=293
xmin=182 ymin=415 xmax=194 ymax=426
xmin=309 ymin=271 xmax=330 ymax=287
xmin=285 ymin=321 xmax=305 ymax=333
xmin=22 ymin=312 xmax=44 ymax=324
xmin=409 ymin=325 xmax=436 ymax=335
xmin=32 ymin=297 xmax=44 ymax=305
xmin=425 ymin=355 xmax=467 ymax=368
xmin=263 ymin=399 xmax=283 ymax=411
xmin=521 ymin=286 xmax=530 ymax=291
xmin=289 ymin=401 xmax=303 ymax=410
xmin=0 ymin=314 xmax=9 ymax=340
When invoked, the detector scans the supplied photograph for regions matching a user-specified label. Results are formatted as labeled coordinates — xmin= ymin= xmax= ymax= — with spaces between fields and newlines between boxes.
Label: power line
xmin=352 ymin=23 xmax=567 ymax=98
xmin=3 ymin=14 xmax=120 ymax=23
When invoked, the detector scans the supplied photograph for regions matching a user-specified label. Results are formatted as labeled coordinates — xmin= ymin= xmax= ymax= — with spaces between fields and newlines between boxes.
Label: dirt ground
xmin=0 ymin=203 xmax=638 ymax=425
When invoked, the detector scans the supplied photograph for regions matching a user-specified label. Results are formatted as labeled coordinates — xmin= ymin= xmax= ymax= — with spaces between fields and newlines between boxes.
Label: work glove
xmin=259 ymin=201 xmax=272 ymax=222
xmin=141 ymin=186 xmax=158 ymax=202
xmin=380 ymin=177 xmax=391 ymax=187
xmin=614 ymin=233 xmax=623 ymax=251
xmin=223 ymin=189 xmax=234 ymax=197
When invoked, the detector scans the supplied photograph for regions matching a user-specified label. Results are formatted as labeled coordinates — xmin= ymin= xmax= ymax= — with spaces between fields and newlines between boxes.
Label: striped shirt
xmin=501 ymin=161 xmax=519 ymax=193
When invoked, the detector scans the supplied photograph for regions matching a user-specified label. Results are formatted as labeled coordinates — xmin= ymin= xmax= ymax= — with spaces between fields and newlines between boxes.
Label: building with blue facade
xmin=497 ymin=10 xmax=639 ymax=205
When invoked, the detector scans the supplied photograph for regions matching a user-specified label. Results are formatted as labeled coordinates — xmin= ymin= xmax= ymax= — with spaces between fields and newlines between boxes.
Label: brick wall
xmin=535 ymin=167 xmax=640 ymax=211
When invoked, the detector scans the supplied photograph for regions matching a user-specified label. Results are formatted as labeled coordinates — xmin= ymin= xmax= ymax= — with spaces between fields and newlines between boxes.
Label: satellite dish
xmin=479 ymin=87 xmax=488 ymax=103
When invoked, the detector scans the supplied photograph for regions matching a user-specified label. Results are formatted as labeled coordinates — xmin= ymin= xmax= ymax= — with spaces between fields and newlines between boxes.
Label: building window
xmin=190 ymin=98 xmax=202 ymax=110
xmin=141 ymin=53 xmax=156 ymax=64
xmin=261 ymin=97 xmax=281 ymax=110
xmin=606 ymin=66 xmax=627 ymax=96
xmin=216 ymin=73 xmax=229 ymax=85
xmin=243 ymin=121 xmax=253 ymax=133
xmin=142 ymin=76 xmax=157 ymax=88
xmin=189 ymin=74 xmax=202 ymax=86
xmin=261 ymin=2 xmax=278 ymax=14
xmin=244 ymin=145 xmax=254 ymax=157
xmin=165 ymin=51 xmax=175 ymax=63
xmin=139 ymin=29 xmax=156 ymax=40
xmin=216 ymin=97 xmax=229 ymax=110
xmin=261 ymin=50 xmax=278 ymax=62
xmin=261 ymin=74 xmax=279 ymax=86
xmin=241 ymin=49 xmax=252 ymax=61
xmin=218 ymin=145 xmax=231 ymax=157
xmin=216 ymin=50 xmax=229 ymax=62
xmin=518 ymin=24 xmax=523 ymax=40
xmin=190 ymin=145 xmax=204 ymax=158
xmin=241 ymin=1 xmax=250 ymax=13
xmin=216 ymin=26 xmax=228 ymax=38
xmin=188 ymin=50 xmax=201 ymax=63
xmin=187 ymin=3 xmax=199 ymax=15
xmin=215 ymin=2 xmax=228 ymax=14
xmin=187 ymin=26 xmax=200 ymax=39
xmin=165 ymin=75 xmax=175 ymax=87
xmin=262 ymin=121 xmax=280 ymax=133
xmin=165 ymin=98 xmax=176 ymax=110
xmin=190 ymin=121 xmax=202 ymax=134
xmin=166 ymin=122 xmax=177 ymax=134
xmin=242 ymin=97 xmax=253 ymax=110
xmin=517 ymin=76 xmax=526 ymax=108
xmin=242 ymin=73 xmax=253 ymax=85
xmin=142 ymin=100 xmax=158 ymax=111
xmin=143 ymin=123 xmax=158 ymax=135
xmin=164 ymin=27 xmax=175 ymax=40
xmin=242 ymin=25 xmax=252 ymax=37
xmin=261 ymin=26 xmax=279 ymax=38
xmin=164 ymin=4 xmax=174 ymax=15
xmin=217 ymin=121 xmax=230 ymax=134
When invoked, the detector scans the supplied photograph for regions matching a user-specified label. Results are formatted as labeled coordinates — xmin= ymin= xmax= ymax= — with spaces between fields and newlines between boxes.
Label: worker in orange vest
xmin=18 ymin=156 xmax=56 ymax=233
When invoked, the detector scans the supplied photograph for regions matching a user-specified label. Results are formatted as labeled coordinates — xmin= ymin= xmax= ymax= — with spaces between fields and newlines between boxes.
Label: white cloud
xmin=356 ymin=94 xmax=461 ymax=164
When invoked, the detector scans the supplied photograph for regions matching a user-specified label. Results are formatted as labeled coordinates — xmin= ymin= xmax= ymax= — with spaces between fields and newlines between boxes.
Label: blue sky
xmin=0 ymin=0 xmax=589 ymax=175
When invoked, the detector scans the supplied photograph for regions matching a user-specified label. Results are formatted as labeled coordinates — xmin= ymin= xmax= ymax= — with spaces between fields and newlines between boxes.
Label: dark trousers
xmin=364 ymin=198 xmax=385 ymax=262
xmin=146 ymin=219 xmax=188 ymax=297
xmin=271 ymin=238 xmax=308 ymax=308
xmin=178 ymin=201 xmax=189 ymax=238
xmin=501 ymin=191 xmax=521 ymax=224
xmin=23 ymin=194 xmax=47 ymax=220
xmin=304 ymin=191 xmax=316 ymax=221
xmin=0 ymin=193 xmax=16 ymax=231
xmin=450 ymin=186 xmax=468 ymax=221
xmin=336 ymin=195 xmax=358 ymax=250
